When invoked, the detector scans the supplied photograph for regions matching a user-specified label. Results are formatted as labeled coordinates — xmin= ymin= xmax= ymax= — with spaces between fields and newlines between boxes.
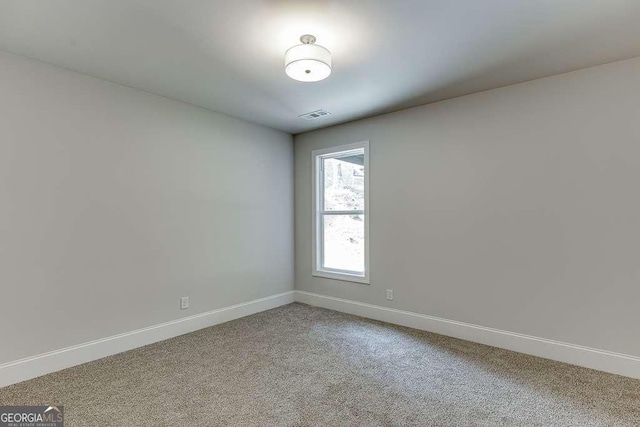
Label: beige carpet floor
xmin=0 ymin=303 xmax=639 ymax=426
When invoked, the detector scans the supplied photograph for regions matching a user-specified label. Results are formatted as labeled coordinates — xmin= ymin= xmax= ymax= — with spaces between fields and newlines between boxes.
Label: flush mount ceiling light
xmin=285 ymin=34 xmax=331 ymax=82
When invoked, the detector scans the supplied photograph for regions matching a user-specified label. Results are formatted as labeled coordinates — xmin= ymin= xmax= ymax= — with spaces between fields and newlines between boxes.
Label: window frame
xmin=312 ymin=141 xmax=370 ymax=284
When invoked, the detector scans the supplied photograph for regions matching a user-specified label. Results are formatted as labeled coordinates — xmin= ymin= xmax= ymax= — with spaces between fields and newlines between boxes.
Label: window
xmin=312 ymin=141 xmax=369 ymax=283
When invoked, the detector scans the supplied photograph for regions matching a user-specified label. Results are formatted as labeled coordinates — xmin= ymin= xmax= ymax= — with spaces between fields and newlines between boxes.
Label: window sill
xmin=312 ymin=270 xmax=370 ymax=285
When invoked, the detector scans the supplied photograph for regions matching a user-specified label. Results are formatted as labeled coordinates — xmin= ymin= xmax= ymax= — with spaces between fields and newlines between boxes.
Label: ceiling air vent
xmin=298 ymin=109 xmax=331 ymax=120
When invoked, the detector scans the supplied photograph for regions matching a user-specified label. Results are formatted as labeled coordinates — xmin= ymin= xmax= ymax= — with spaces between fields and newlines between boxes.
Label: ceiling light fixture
xmin=285 ymin=34 xmax=331 ymax=82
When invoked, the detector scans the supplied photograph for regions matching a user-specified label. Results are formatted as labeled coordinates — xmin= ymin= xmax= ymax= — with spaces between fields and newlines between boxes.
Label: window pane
xmin=323 ymin=153 xmax=364 ymax=211
xmin=323 ymin=214 xmax=364 ymax=273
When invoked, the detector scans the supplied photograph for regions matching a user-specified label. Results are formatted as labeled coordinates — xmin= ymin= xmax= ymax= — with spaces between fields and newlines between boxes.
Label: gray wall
xmin=0 ymin=52 xmax=293 ymax=364
xmin=294 ymin=56 xmax=640 ymax=357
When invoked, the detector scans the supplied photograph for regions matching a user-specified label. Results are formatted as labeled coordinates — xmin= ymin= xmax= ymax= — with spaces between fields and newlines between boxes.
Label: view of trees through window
xmin=321 ymin=154 xmax=365 ymax=273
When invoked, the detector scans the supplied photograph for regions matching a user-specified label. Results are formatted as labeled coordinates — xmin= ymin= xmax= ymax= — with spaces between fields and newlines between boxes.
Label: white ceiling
xmin=1 ymin=0 xmax=640 ymax=134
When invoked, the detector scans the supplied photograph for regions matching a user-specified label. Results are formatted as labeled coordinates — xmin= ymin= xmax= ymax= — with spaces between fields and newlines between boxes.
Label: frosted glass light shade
xmin=285 ymin=43 xmax=332 ymax=82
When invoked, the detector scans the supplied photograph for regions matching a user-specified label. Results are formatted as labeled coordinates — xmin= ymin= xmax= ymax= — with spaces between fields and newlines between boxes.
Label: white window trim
xmin=312 ymin=141 xmax=370 ymax=284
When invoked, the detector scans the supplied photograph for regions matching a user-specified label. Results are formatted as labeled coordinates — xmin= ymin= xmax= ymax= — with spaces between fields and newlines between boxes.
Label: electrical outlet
xmin=180 ymin=296 xmax=189 ymax=310
xmin=386 ymin=289 xmax=393 ymax=301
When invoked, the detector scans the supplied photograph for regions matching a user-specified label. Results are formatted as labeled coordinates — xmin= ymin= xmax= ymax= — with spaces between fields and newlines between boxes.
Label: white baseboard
xmin=0 ymin=291 xmax=295 ymax=388
xmin=294 ymin=290 xmax=640 ymax=379
xmin=3 ymin=290 xmax=637 ymax=388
